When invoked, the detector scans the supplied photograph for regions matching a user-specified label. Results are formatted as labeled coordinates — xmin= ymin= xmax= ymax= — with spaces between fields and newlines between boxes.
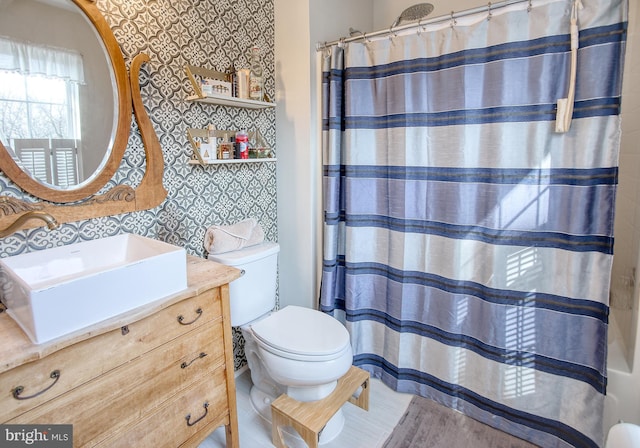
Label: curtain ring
xmin=416 ymin=17 xmax=425 ymax=35
xmin=527 ymin=0 xmax=533 ymax=12
xmin=363 ymin=32 xmax=371 ymax=43
xmin=487 ymin=2 xmax=492 ymax=20
xmin=389 ymin=25 xmax=397 ymax=40
xmin=450 ymin=11 xmax=457 ymax=28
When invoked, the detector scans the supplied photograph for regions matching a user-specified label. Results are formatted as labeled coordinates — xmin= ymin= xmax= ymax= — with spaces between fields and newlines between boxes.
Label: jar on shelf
xmin=249 ymin=46 xmax=264 ymax=101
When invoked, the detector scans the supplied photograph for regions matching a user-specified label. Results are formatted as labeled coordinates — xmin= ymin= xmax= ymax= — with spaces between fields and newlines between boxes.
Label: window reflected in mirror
xmin=0 ymin=0 xmax=117 ymax=192
xmin=0 ymin=68 xmax=83 ymax=187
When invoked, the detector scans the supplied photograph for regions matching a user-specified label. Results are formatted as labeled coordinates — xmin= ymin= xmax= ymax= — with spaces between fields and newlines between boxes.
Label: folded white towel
xmin=204 ymin=218 xmax=265 ymax=254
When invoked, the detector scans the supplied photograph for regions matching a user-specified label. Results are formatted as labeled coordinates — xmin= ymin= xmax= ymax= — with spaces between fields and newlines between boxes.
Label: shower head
xmin=391 ymin=3 xmax=435 ymax=28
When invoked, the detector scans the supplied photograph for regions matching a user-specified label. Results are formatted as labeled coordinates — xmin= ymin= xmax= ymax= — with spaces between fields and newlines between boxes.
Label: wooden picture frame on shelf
xmin=185 ymin=65 xmax=231 ymax=99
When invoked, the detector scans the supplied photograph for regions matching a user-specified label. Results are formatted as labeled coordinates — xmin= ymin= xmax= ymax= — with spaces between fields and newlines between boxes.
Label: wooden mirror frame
xmin=0 ymin=0 xmax=166 ymax=231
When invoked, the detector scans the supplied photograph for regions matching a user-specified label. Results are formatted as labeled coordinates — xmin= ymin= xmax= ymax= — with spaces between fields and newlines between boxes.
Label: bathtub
xmin=605 ymin=309 xmax=640 ymax=432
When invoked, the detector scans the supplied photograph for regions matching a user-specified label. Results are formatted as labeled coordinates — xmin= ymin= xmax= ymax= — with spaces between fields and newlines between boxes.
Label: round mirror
xmin=0 ymin=0 xmax=131 ymax=203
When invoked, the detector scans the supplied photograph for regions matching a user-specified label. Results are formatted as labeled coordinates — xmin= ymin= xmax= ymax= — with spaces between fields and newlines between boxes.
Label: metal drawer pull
xmin=181 ymin=352 xmax=207 ymax=369
xmin=12 ymin=370 xmax=60 ymax=400
xmin=177 ymin=307 xmax=203 ymax=325
xmin=185 ymin=401 xmax=209 ymax=427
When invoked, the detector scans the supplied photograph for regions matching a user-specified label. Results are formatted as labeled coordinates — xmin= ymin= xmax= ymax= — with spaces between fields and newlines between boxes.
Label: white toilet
xmin=208 ymin=242 xmax=353 ymax=444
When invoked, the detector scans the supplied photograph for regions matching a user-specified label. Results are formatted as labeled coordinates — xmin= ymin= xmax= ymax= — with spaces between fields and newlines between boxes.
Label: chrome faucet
xmin=0 ymin=211 xmax=60 ymax=238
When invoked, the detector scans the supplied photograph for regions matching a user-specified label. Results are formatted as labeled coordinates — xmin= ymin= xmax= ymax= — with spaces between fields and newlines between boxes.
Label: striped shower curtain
xmin=319 ymin=0 xmax=628 ymax=446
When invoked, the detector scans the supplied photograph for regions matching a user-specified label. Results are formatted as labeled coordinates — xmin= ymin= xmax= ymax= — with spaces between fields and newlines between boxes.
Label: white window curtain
xmin=0 ymin=36 xmax=85 ymax=84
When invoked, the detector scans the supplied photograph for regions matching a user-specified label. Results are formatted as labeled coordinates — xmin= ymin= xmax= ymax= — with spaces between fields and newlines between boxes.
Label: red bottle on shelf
xmin=235 ymin=128 xmax=249 ymax=159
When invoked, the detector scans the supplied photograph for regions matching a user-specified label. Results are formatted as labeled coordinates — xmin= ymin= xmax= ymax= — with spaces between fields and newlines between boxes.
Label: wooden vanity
xmin=0 ymin=256 xmax=241 ymax=448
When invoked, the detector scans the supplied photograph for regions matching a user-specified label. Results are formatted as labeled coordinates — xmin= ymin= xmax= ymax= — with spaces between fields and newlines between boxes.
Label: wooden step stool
xmin=270 ymin=365 xmax=370 ymax=448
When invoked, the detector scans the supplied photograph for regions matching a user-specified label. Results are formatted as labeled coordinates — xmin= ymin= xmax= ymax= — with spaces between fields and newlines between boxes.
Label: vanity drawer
xmin=9 ymin=319 xmax=225 ymax=446
xmin=0 ymin=288 xmax=221 ymax=423
xmin=98 ymin=368 xmax=230 ymax=448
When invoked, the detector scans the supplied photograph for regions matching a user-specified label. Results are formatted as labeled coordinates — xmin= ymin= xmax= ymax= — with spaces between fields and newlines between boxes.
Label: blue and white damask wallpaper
xmin=0 ymin=0 xmax=276 ymax=369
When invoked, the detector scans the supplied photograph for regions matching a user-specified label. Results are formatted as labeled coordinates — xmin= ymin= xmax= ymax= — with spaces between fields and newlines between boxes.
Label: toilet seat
xmin=253 ymin=336 xmax=352 ymax=362
xmin=250 ymin=305 xmax=351 ymax=362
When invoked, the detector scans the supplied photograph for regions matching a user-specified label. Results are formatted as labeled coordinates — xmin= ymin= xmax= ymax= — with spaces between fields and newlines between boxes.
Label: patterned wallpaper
xmin=0 ymin=0 xmax=276 ymax=370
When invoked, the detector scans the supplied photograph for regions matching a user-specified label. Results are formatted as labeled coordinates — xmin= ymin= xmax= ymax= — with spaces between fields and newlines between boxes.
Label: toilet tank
xmin=208 ymin=242 xmax=279 ymax=327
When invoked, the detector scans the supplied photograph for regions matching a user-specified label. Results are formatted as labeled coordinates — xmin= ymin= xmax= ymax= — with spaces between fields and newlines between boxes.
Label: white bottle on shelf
xmin=206 ymin=124 xmax=218 ymax=162
xmin=249 ymin=46 xmax=264 ymax=101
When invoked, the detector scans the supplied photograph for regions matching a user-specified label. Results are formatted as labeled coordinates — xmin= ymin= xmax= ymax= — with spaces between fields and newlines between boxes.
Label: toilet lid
xmin=250 ymin=306 xmax=350 ymax=357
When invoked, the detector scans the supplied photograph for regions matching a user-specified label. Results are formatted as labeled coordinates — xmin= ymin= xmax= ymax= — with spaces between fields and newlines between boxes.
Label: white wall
xmin=274 ymin=0 xmax=373 ymax=309
xmin=274 ymin=0 xmax=312 ymax=310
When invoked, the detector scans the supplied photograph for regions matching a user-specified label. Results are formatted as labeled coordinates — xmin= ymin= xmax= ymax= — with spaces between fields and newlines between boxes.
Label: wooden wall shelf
xmin=188 ymin=158 xmax=276 ymax=165
xmin=186 ymin=94 xmax=275 ymax=109
xmin=187 ymin=128 xmax=273 ymax=166
xmin=184 ymin=65 xmax=274 ymax=109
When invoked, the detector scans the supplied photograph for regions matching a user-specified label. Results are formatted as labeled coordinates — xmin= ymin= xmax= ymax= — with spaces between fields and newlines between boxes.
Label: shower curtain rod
xmin=316 ymin=0 xmax=534 ymax=51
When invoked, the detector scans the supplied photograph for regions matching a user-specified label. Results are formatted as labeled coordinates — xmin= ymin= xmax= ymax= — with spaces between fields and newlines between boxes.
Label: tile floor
xmin=199 ymin=369 xmax=414 ymax=448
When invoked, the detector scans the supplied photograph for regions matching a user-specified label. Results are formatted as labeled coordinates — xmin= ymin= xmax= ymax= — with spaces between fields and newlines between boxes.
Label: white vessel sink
xmin=0 ymin=233 xmax=188 ymax=344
